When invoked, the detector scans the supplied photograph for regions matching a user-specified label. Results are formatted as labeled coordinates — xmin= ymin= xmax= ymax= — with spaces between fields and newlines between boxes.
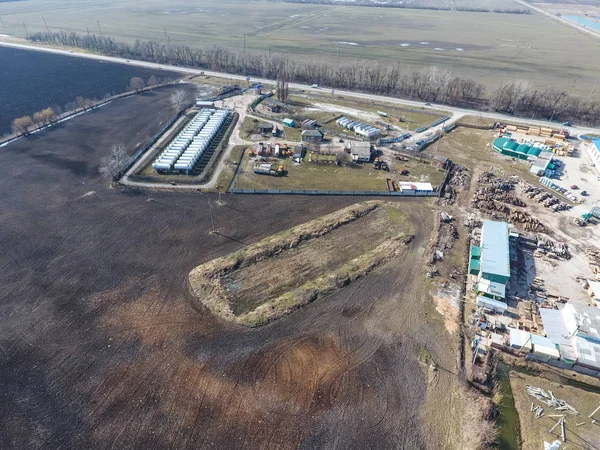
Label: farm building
xmin=587 ymin=140 xmax=600 ymax=175
xmin=472 ymin=220 xmax=510 ymax=301
xmin=530 ymin=158 xmax=553 ymax=176
xmin=349 ymin=142 xmax=372 ymax=162
xmin=398 ymin=182 xmax=433 ymax=194
xmin=262 ymin=98 xmax=286 ymax=113
xmin=302 ymin=129 xmax=324 ymax=144
xmin=431 ymin=155 xmax=449 ymax=170
xmin=493 ymin=138 xmax=553 ymax=161
xmin=257 ymin=123 xmax=273 ymax=134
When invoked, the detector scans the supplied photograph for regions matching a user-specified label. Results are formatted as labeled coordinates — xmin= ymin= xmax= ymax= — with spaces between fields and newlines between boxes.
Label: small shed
xmin=431 ymin=155 xmax=449 ymax=170
xmin=530 ymin=334 xmax=560 ymax=360
xmin=476 ymin=296 xmax=507 ymax=314
xmin=293 ymin=144 xmax=305 ymax=160
xmin=302 ymin=129 xmax=324 ymax=144
xmin=263 ymin=98 xmax=285 ymax=113
xmin=509 ymin=328 xmax=532 ymax=352
xmin=283 ymin=118 xmax=295 ymax=128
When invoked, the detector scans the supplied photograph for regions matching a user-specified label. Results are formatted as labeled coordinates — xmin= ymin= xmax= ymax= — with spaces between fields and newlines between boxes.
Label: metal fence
xmin=116 ymin=109 xmax=183 ymax=180
xmin=230 ymin=188 xmax=439 ymax=197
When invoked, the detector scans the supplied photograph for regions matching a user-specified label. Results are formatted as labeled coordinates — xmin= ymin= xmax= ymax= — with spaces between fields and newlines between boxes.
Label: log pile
xmin=586 ymin=248 xmax=600 ymax=276
xmin=535 ymin=234 xmax=571 ymax=260
xmin=509 ymin=209 xmax=547 ymax=233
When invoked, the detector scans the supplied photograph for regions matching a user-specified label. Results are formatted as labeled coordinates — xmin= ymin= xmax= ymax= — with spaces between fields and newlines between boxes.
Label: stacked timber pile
xmin=472 ymin=171 xmax=525 ymax=214
xmin=586 ymin=248 xmax=600 ymax=276
xmin=509 ymin=209 xmax=547 ymax=233
xmin=535 ymin=234 xmax=571 ymax=260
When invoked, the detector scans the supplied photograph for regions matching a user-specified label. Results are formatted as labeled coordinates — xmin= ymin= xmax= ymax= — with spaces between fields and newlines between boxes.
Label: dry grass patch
xmin=189 ymin=201 xmax=414 ymax=326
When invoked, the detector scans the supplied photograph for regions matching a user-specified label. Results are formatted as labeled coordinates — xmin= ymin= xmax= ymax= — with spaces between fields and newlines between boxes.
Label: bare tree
xmin=33 ymin=107 xmax=57 ymax=127
xmin=276 ymin=69 xmax=289 ymax=103
xmin=99 ymin=143 xmax=128 ymax=181
xmin=11 ymin=116 xmax=33 ymax=136
xmin=171 ymin=89 xmax=188 ymax=111
xmin=147 ymin=75 xmax=158 ymax=87
xmin=129 ymin=76 xmax=145 ymax=93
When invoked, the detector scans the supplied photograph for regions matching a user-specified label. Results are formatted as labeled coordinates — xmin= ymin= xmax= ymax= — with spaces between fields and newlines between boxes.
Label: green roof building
xmin=474 ymin=220 xmax=511 ymax=301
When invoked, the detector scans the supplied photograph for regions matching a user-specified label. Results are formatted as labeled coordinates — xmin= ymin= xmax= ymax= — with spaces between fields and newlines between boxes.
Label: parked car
xmin=571 ymin=185 xmax=579 ymax=190
xmin=562 ymin=121 xmax=571 ymax=126
xmin=590 ymin=162 xmax=596 ymax=167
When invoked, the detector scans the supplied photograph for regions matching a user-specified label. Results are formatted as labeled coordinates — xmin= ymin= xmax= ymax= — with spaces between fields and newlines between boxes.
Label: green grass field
xmin=234 ymin=153 xmax=445 ymax=191
xmin=2 ymin=0 xmax=600 ymax=97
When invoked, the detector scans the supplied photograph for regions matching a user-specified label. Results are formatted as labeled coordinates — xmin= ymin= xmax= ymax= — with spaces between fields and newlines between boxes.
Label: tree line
xmin=27 ymin=31 xmax=600 ymax=125
xmin=8 ymin=74 xmax=172 ymax=137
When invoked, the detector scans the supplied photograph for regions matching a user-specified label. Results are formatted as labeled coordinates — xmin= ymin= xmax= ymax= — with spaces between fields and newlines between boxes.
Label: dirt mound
xmin=189 ymin=201 xmax=414 ymax=326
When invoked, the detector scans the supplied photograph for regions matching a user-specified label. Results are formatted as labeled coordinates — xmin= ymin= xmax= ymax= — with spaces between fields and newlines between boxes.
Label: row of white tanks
xmin=152 ymin=109 xmax=229 ymax=174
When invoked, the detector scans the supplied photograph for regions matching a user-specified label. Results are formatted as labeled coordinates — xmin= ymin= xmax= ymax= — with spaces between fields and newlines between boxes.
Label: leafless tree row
xmin=11 ymin=107 xmax=57 ymax=136
xmin=27 ymin=31 xmax=600 ymax=125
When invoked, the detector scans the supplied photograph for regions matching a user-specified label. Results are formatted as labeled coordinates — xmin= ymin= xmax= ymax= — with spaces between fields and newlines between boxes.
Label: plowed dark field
xmin=0 ymin=87 xmax=457 ymax=449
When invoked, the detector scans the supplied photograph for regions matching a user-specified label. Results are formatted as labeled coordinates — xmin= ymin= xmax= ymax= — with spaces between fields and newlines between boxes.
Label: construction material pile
xmin=535 ymin=234 xmax=571 ymax=260
xmin=509 ymin=209 xmax=547 ymax=233
xmin=472 ymin=172 xmax=526 ymax=215
xmin=448 ymin=165 xmax=470 ymax=187
xmin=526 ymin=386 xmax=579 ymax=415
xmin=520 ymin=182 xmax=571 ymax=212
xmin=586 ymin=248 xmax=600 ymax=276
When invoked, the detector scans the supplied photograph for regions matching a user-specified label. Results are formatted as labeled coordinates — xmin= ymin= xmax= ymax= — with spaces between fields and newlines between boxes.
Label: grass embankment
xmin=189 ymin=201 xmax=413 ymax=326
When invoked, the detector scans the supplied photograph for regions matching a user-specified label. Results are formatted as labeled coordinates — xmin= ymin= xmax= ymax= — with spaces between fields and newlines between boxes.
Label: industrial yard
xmin=3 ymin=0 xmax=600 ymax=446
xmin=0 ymin=84 xmax=471 ymax=449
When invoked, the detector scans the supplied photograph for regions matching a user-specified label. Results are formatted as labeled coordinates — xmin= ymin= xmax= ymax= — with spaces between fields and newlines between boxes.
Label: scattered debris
xmin=526 ymin=386 xmax=579 ymax=415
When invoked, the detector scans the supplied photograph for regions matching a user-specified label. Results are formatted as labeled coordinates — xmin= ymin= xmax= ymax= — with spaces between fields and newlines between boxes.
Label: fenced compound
xmin=230 ymin=188 xmax=440 ymax=197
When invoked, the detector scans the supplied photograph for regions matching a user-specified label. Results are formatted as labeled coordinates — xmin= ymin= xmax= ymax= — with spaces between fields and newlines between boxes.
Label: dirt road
xmin=0 ymin=88 xmax=459 ymax=449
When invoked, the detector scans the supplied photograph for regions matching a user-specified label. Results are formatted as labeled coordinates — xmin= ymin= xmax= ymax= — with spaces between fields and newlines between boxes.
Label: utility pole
xmin=97 ymin=20 xmax=102 ymax=37
xmin=568 ymin=78 xmax=577 ymax=96
xmin=589 ymin=75 xmax=600 ymax=99
xmin=164 ymin=27 xmax=169 ymax=43
xmin=268 ymin=47 xmax=271 ymax=59
xmin=208 ymin=199 xmax=216 ymax=234
xmin=22 ymin=22 xmax=28 ymax=38
xmin=0 ymin=16 xmax=5 ymax=28
xmin=86 ymin=26 xmax=90 ymax=35
xmin=43 ymin=16 xmax=50 ymax=33
xmin=336 ymin=42 xmax=340 ymax=66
